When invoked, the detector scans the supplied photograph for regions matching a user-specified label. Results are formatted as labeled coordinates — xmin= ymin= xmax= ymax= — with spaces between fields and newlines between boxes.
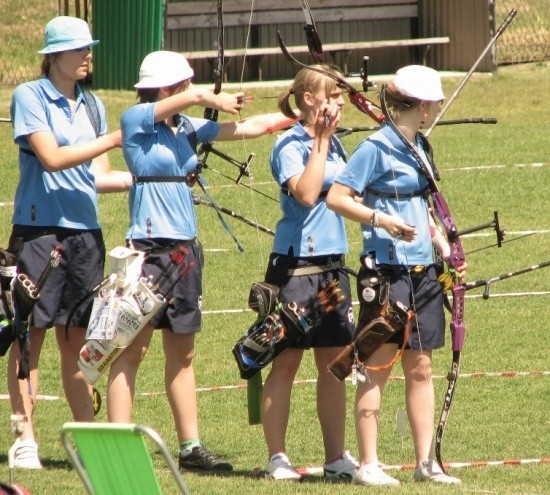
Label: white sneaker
xmin=265 ymin=453 xmax=302 ymax=481
xmin=413 ymin=459 xmax=461 ymax=484
xmin=353 ymin=461 xmax=400 ymax=486
xmin=323 ymin=450 xmax=359 ymax=480
xmin=9 ymin=438 xmax=43 ymax=469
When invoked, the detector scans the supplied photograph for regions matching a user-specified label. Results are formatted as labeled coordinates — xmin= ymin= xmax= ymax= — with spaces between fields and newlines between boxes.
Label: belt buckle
xmin=411 ymin=265 xmax=425 ymax=274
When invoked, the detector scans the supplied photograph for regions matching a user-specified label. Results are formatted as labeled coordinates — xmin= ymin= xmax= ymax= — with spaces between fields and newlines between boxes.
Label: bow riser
xmin=450 ymin=287 xmax=466 ymax=351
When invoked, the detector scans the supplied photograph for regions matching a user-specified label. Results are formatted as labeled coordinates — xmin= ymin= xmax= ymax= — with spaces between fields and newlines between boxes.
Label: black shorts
xmin=130 ymin=239 xmax=203 ymax=334
xmin=371 ymin=264 xmax=446 ymax=350
xmin=264 ymin=253 xmax=355 ymax=349
xmin=9 ymin=226 xmax=105 ymax=329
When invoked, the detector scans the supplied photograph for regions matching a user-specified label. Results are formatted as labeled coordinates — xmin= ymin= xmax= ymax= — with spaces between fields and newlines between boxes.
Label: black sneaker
xmin=178 ymin=445 xmax=233 ymax=472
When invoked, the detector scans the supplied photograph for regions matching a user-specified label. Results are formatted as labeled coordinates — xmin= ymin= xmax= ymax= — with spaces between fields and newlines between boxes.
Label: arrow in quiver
xmin=233 ymin=280 xmax=345 ymax=380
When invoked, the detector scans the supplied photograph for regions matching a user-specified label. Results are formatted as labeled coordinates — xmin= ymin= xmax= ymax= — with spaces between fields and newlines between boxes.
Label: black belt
xmin=365 ymin=186 xmax=430 ymax=199
xmin=134 ymin=176 xmax=188 ymax=183
xmin=281 ymin=187 xmax=329 ymax=199
xmin=20 ymin=147 xmax=36 ymax=157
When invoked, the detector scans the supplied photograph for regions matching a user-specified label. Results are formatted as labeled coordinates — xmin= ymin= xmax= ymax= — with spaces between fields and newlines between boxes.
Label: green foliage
xmin=0 ymin=62 xmax=549 ymax=494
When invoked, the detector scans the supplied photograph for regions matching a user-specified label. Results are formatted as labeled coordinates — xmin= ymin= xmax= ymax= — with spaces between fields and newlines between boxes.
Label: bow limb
xmin=429 ymin=190 xmax=467 ymax=475
xmin=203 ymin=0 xmax=224 ymax=123
xmin=276 ymin=32 xmax=384 ymax=123
xmin=299 ymin=0 xmax=324 ymax=62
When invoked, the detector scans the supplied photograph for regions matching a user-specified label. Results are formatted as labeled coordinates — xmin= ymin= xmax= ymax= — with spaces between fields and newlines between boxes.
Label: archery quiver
xmin=0 ymin=248 xmax=16 ymax=356
xmin=78 ymin=246 xmax=166 ymax=385
xmin=233 ymin=280 xmax=346 ymax=379
xmin=328 ymin=300 xmax=411 ymax=381
xmin=233 ymin=296 xmax=311 ymax=380
xmin=328 ymin=262 xmax=412 ymax=381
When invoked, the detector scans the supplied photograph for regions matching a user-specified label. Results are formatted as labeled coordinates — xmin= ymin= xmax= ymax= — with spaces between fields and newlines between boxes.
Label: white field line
xmin=446 ymin=162 xmax=548 ymax=171
xmin=292 ymin=457 xmax=550 ymax=476
xmin=201 ymin=290 xmax=550 ymax=315
xmin=2 ymin=370 xmax=545 ymax=401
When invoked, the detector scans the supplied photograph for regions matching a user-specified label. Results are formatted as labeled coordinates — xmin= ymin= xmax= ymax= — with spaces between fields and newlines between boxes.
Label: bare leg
xmin=261 ymin=348 xmax=303 ymax=457
xmin=314 ymin=347 xmax=347 ymax=462
xmin=355 ymin=343 xmax=397 ymax=466
xmin=107 ymin=324 xmax=154 ymax=422
xmin=7 ymin=327 xmax=46 ymax=440
xmin=401 ymin=348 xmax=435 ymax=465
xmin=55 ymin=325 xmax=95 ymax=421
xmin=162 ymin=330 xmax=198 ymax=442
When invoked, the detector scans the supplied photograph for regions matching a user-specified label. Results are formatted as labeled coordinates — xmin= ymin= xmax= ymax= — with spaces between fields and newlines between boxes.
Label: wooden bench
xmin=166 ymin=0 xmax=450 ymax=81
xmin=185 ymin=37 xmax=450 ymax=79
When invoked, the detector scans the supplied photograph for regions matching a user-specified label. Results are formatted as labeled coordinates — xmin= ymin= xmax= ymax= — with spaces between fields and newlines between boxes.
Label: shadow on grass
xmin=186 ymin=467 xmax=341 ymax=485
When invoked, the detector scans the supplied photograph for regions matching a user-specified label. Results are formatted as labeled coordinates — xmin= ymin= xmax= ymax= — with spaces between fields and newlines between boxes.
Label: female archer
xmin=327 ymin=65 xmax=465 ymax=486
xmin=108 ymin=50 xmax=297 ymax=472
xmin=7 ymin=16 xmax=128 ymax=469
xmin=260 ymin=65 xmax=358 ymax=481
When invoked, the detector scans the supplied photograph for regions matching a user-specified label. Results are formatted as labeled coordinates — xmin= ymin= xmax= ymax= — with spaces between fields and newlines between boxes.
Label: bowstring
xmin=381 ymin=90 xmax=433 ymax=402
xmin=237 ymin=0 xmax=273 ymax=268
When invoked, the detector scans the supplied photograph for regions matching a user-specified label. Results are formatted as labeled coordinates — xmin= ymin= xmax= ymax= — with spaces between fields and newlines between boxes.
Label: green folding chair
xmin=61 ymin=422 xmax=191 ymax=495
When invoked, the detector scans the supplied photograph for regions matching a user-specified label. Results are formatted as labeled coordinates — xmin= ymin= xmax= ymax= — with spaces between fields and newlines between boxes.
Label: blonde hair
xmin=380 ymin=81 xmax=421 ymax=121
xmin=278 ymin=65 xmax=342 ymax=120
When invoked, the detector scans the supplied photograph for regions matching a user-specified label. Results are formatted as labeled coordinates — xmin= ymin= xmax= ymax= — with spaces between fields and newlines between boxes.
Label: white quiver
xmin=78 ymin=246 xmax=165 ymax=385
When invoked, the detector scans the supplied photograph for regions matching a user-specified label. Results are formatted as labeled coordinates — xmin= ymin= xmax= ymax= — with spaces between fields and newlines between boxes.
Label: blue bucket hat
xmin=38 ymin=16 xmax=99 ymax=55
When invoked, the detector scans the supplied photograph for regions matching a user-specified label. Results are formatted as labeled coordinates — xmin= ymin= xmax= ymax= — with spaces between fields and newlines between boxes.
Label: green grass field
xmin=0 ymin=61 xmax=549 ymax=494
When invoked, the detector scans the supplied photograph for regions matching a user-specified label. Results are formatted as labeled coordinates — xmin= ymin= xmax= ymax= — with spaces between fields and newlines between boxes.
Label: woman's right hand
xmin=377 ymin=211 xmax=417 ymax=242
xmin=217 ymin=92 xmax=245 ymax=115
xmin=313 ymin=99 xmax=341 ymax=137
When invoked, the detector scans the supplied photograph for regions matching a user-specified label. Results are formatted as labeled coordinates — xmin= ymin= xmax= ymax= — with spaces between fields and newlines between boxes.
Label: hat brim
xmin=134 ymin=75 xmax=194 ymax=89
xmin=38 ymin=39 xmax=100 ymax=55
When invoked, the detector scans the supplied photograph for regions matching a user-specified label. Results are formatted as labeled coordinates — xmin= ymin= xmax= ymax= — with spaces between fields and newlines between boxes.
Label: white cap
xmin=134 ymin=51 xmax=194 ymax=89
xmin=393 ymin=65 xmax=445 ymax=102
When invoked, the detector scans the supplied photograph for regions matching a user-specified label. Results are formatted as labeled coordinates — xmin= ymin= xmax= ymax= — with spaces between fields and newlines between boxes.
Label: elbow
xmin=326 ymin=191 xmax=337 ymax=211
xmin=300 ymin=197 xmax=317 ymax=208
xmin=40 ymin=159 xmax=61 ymax=173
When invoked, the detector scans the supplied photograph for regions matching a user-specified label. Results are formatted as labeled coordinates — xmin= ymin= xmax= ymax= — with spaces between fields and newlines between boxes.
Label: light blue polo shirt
xmin=270 ymin=122 xmax=348 ymax=257
xmin=10 ymin=76 xmax=106 ymax=229
xmin=336 ymin=124 xmax=434 ymax=265
xmin=121 ymin=103 xmax=219 ymax=240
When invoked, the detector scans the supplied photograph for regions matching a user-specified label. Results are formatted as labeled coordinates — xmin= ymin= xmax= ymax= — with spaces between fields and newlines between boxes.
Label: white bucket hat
xmin=134 ymin=51 xmax=194 ymax=89
xmin=393 ymin=65 xmax=445 ymax=102
xmin=38 ymin=16 xmax=99 ymax=54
